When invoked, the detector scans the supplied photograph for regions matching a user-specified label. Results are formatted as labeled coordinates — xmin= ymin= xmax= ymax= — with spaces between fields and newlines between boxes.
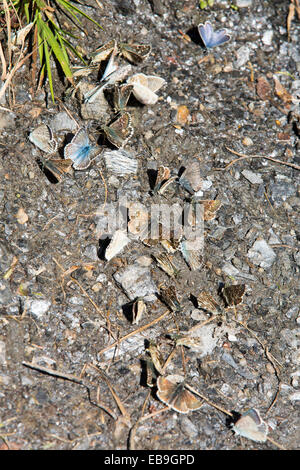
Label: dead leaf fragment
xmin=16 ymin=207 xmax=28 ymax=224
xmin=256 ymin=76 xmax=272 ymax=101
xmin=273 ymin=77 xmax=293 ymax=106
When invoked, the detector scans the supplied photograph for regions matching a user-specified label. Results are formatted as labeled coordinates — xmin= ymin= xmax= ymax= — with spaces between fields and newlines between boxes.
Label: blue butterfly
xmin=198 ymin=21 xmax=230 ymax=49
xmin=64 ymin=128 xmax=98 ymax=170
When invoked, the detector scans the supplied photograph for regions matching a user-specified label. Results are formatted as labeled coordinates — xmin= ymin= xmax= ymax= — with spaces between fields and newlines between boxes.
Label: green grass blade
xmin=38 ymin=19 xmax=72 ymax=78
xmin=56 ymin=0 xmax=102 ymax=29
xmin=42 ymin=33 xmax=54 ymax=102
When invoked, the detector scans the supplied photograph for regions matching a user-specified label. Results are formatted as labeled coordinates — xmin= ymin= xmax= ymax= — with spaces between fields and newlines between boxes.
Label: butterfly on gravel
xmin=90 ymin=39 xmax=117 ymax=65
xmin=103 ymin=112 xmax=133 ymax=148
xmin=232 ymin=408 xmax=269 ymax=443
xmin=29 ymin=124 xmax=58 ymax=154
xmin=178 ymin=161 xmax=203 ymax=194
xmin=127 ymin=73 xmax=165 ymax=105
xmin=113 ymin=84 xmax=133 ymax=112
xmin=38 ymin=156 xmax=73 ymax=182
xmin=119 ymin=42 xmax=151 ymax=64
xmin=64 ymin=128 xmax=98 ymax=170
xmin=198 ymin=21 xmax=231 ymax=49
xmin=221 ymin=284 xmax=246 ymax=307
xmin=156 ymin=375 xmax=203 ymax=414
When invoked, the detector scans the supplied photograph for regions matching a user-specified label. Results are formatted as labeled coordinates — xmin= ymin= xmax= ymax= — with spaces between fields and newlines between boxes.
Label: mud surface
xmin=0 ymin=0 xmax=299 ymax=450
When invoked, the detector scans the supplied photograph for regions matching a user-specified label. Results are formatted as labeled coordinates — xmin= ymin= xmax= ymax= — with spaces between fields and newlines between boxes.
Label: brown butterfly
xmin=157 ymin=375 xmax=203 ymax=413
xmin=196 ymin=291 xmax=223 ymax=315
xmin=103 ymin=112 xmax=133 ymax=148
xmin=154 ymin=253 xmax=180 ymax=278
xmin=222 ymin=284 xmax=246 ymax=307
xmin=119 ymin=42 xmax=151 ymax=64
xmin=159 ymin=285 xmax=182 ymax=312
xmin=147 ymin=340 xmax=164 ymax=375
xmin=39 ymin=156 xmax=72 ymax=182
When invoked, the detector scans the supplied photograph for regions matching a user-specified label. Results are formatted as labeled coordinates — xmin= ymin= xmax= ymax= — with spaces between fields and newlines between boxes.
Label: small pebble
xmin=241 ymin=169 xmax=263 ymax=184
xmin=235 ymin=0 xmax=253 ymax=7
xmin=247 ymin=239 xmax=276 ymax=268
xmin=29 ymin=299 xmax=51 ymax=319
xmin=262 ymin=30 xmax=273 ymax=46
xmin=234 ymin=46 xmax=251 ymax=68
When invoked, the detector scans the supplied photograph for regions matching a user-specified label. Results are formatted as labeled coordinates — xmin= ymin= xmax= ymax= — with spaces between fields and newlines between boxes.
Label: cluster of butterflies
xmin=28 ymin=21 xmax=230 ymax=177
xmin=28 ymin=37 xmax=169 ymax=178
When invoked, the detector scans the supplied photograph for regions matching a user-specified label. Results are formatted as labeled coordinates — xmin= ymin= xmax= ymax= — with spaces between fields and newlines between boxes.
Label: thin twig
xmin=22 ymin=361 xmax=117 ymax=419
xmin=86 ymin=363 xmax=130 ymax=421
xmin=216 ymin=147 xmax=300 ymax=171
xmin=98 ymin=310 xmax=170 ymax=356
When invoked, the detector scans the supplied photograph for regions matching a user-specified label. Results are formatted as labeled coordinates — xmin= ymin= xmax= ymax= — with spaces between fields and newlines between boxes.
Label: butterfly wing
xmin=198 ymin=21 xmax=230 ymax=48
xmin=103 ymin=112 xmax=133 ymax=148
xmin=198 ymin=21 xmax=213 ymax=48
xmin=233 ymin=409 xmax=268 ymax=443
xmin=113 ymin=84 xmax=133 ymax=112
xmin=29 ymin=124 xmax=57 ymax=154
xmin=64 ymin=128 xmax=94 ymax=170
xmin=101 ymin=45 xmax=118 ymax=82
xmin=179 ymin=162 xmax=203 ymax=194
xmin=222 ymin=284 xmax=246 ymax=307
xmin=180 ymin=240 xmax=203 ymax=271
xmin=210 ymin=29 xmax=231 ymax=47
xmin=119 ymin=43 xmax=151 ymax=63
xmin=91 ymin=39 xmax=117 ymax=64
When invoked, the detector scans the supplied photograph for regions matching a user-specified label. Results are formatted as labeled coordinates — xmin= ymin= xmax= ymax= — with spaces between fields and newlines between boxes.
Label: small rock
xmin=262 ymin=30 xmax=273 ymax=46
xmin=221 ymin=262 xmax=240 ymax=277
xmin=0 ymin=110 xmax=16 ymax=129
xmin=241 ymin=169 xmax=263 ymax=184
xmin=176 ymin=105 xmax=190 ymax=125
xmin=235 ymin=0 xmax=253 ymax=6
xmin=105 ymin=230 xmax=131 ymax=261
xmin=29 ymin=299 xmax=51 ymax=319
xmin=180 ymin=416 xmax=199 ymax=439
xmin=83 ymin=244 xmax=98 ymax=261
xmin=0 ymin=340 xmax=7 ymax=365
xmin=289 ymin=391 xmax=300 ymax=401
xmin=285 ymin=305 xmax=298 ymax=319
xmin=135 ymin=255 xmax=153 ymax=266
xmin=113 ymin=264 xmax=157 ymax=301
xmin=234 ymin=46 xmax=251 ymax=68
xmin=269 ymin=182 xmax=296 ymax=203
xmin=247 ymin=239 xmax=276 ymax=268
xmin=0 ymin=80 xmax=6 ymax=105
xmin=15 ymin=207 xmax=29 ymax=224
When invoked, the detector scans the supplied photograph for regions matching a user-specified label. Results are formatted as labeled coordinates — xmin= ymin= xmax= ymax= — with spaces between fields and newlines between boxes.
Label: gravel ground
xmin=0 ymin=0 xmax=299 ymax=450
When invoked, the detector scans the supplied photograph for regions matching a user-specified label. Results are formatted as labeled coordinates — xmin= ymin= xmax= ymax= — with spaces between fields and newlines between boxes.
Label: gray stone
xmin=235 ymin=0 xmax=253 ymax=6
xmin=234 ymin=46 xmax=251 ymax=68
xmin=29 ymin=299 xmax=52 ymax=319
xmin=241 ymin=169 xmax=263 ymax=184
xmin=113 ymin=264 xmax=158 ymax=301
xmin=247 ymin=239 xmax=276 ymax=268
